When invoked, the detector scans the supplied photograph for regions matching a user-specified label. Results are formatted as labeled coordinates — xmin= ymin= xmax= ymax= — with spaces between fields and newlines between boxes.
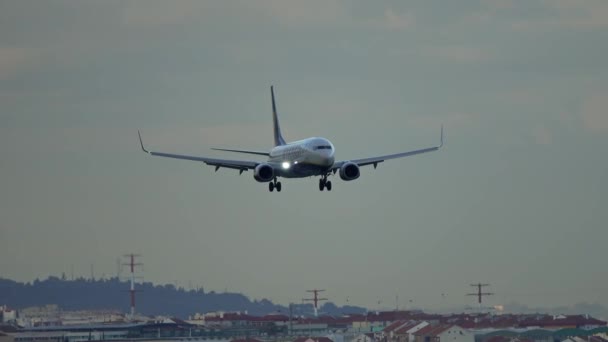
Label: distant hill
xmin=0 ymin=277 xmax=366 ymax=318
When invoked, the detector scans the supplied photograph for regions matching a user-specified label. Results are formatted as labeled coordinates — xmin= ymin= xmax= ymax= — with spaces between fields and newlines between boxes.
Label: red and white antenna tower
xmin=123 ymin=254 xmax=142 ymax=317
xmin=303 ymin=289 xmax=328 ymax=317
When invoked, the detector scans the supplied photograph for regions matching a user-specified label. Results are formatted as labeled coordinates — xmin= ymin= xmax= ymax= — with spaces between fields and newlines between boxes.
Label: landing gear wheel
xmin=276 ymin=182 xmax=282 ymax=192
xmin=319 ymin=179 xmax=325 ymax=191
xmin=269 ymin=182 xmax=275 ymax=192
xmin=326 ymin=181 xmax=332 ymax=191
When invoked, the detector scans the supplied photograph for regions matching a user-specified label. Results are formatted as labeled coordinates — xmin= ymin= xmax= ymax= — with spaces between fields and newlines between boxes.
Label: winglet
xmin=138 ymin=130 xmax=150 ymax=153
xmin=439 ymin=125 xmax=444 ymax=148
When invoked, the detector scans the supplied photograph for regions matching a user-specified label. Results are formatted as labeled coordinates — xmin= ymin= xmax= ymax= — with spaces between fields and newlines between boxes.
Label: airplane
xmin=138 ymin=86 xmax=443 ymax=192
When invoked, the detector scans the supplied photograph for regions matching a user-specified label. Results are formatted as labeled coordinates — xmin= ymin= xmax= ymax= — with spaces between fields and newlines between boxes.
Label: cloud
xmin=421 ymin=45 xmax=492 ymax=63
xmin=140 ymin=122 xmax=277 ymax=151
xmin=109 ymin=1 xmax=418 ymax=34
xmin=256 ymin=2 xmax=415 ymax=31
xmin=533 ymin=125 xmax=553 ymax=145
xmin=543 ymin=0 xmax=608 ymax=28
xmin=120 ymin=1 xmax=210 ymax=27
xmin=259 ymin=0 xmax=348 ymax=27
xmin=458 ymin=1 xmax=518 ymax=28
xmin=481 ymin=0 xmax=515 ymax=10
xmin=408 ymin=112 xmax=479 ymax=130
xmin=0 ymin=47 xmax=40 ymax=80
xmin=512 ymin=0 xmax=608 ymax=31
xmin=499 ymin=88 xmax=545 ymax=105
xmin=581 ymin=92 xmax=608 ymax=134
xmin=467 ymin=0 xmax=608 ymax=32
xmin=379 ymin=9 xmax=415 ymax=30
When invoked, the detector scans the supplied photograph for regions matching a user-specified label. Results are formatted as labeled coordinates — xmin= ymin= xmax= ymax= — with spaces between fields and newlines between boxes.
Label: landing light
xmin=282 ymin=162 xmax=290 ymax=169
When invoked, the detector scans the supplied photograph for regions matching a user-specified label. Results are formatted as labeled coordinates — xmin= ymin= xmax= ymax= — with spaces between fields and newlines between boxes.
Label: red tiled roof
xmin=262 ymin=314 xmax=289 ymax=321
xmin=334 ymin=315 xmax=365 ymax=324
xmin=231 ymin=339 xmax=264 ymax=342
xmin=343 ymin=314 xmax=366 ymax=322
xmin=452 ymin=320 xmax=476 ymax=329
xmin=395 ymin=321 xmax=424 ymax=334
xmin=413 ymin=324 xmax=438 ymax=336
xmin=429 ymin=325 xmax=454 ymax=336
xmin=247 ymin=314 xmax=289 ymax=322
xmin=293 ymin=337 xmax=334 ymax=342
xmin=414 ymin=324 xmax=455 ymax=337
xmin=367 ymin=311 xmax=423 ymax=322
xmin=384 ymin=320 xmax=408 ymax=333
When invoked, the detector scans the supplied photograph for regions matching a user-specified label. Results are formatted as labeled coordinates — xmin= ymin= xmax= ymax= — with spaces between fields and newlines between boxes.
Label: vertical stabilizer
xmin=271 ymin=85 xmax=286 ymax=146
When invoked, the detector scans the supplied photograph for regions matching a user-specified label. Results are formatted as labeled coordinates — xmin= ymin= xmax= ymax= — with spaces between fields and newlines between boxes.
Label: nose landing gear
xmin=319 ymin=176 xmax=332 ymax=191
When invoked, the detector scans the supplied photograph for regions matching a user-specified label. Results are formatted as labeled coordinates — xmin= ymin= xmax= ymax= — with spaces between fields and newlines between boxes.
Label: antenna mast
xmin=123 ymin=254 xmax=143 ymax=317
xmin=303 ymin=289 xmax=328 ymax=317
xmin=467 ymin=283 xmax=494 ymax=311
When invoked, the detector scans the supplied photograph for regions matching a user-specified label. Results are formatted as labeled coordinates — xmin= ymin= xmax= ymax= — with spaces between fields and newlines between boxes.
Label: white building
xmin=351 ymin=333 xmax=376 ymax=342
xmin=414 ymin=325 xmax=474 ymax=342
xmin=1 ymin=306 xmax=17 ymax=323
xmin=395 ymin=322 xmax=430 ymax=342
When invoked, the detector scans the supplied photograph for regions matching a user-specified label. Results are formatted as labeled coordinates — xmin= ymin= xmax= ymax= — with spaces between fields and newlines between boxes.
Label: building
xmin=230 ymin=338 xmax=264 ymax=342
xmin=414 ymin=325 xmax=473 ymax=342
xmin=394 ymin=321 xmax=430 ymax=342
xmin=0 ymin=307 xmax=17 ymax=324
xmin=291 ymin=323 xmax=330 ymax=336
xmin=293 ymin=337 xmax=334 ymax=342
xmin=351 ymin=332 xmax=377 ymax=342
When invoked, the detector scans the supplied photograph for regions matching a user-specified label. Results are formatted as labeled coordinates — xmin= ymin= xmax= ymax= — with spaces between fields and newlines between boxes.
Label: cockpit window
xmin=314 ymin=145 xmax=332 ymax=150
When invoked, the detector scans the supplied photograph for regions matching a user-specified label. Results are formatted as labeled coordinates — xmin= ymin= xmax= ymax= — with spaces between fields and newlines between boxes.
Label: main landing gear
xmin=268 ymin=178 xmax=282 ymax=192
xmin=319 ymin=176 xmax=332 ymax=191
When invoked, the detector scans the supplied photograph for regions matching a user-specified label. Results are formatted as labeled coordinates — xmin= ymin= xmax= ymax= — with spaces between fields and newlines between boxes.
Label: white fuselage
xmin=268 ymin=137 xmax=335 ymax=178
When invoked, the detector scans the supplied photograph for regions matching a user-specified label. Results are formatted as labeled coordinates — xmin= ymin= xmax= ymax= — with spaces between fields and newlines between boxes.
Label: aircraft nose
xmin=322 ymin=152 xmax=335 ymax=166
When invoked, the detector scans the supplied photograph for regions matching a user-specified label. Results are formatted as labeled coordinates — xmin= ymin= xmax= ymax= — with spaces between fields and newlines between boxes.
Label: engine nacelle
xmin=339 ymin=162 xmax=360 ymax=181
xmin=253 ymin=164 xmax=275 ymax=182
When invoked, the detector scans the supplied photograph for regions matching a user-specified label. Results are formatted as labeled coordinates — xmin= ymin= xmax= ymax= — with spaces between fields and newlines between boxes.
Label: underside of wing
xmin=149 ymin=151 xmax=259 ymax=171
xmin=210 ymin=147 xmax=270 ymax=156
xmin=351 ymin=146 xmax=440 ymax=166
xmin=332 ymin=126 xmax=443 ymax=171
xmin=139 ymin=131 xmax=259 ymax=172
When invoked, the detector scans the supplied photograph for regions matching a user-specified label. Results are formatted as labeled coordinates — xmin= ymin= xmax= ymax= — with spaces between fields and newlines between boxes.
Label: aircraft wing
xmin=332 ymin=126 xmax=443 ymax=170
xmin=138 ymin=131 xmax=259 ymax=172
xmin=210 ymin=147 xmax=270 ymax=156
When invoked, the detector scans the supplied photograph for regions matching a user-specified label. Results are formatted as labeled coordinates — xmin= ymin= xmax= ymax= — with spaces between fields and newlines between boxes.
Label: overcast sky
xmin=1 ymin=0 xmax=607 ymax=312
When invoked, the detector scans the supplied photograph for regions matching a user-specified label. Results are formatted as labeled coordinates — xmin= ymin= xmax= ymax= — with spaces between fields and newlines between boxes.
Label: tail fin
xmin=271 ymin=85 xmax=286 ymax=146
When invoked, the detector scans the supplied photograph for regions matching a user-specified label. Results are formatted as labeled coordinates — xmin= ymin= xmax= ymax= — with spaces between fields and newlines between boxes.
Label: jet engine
xmin=253 ymin=164 xmax=275 ymax=182
xmin=339 ymin=162 xmax=360 ymax=181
